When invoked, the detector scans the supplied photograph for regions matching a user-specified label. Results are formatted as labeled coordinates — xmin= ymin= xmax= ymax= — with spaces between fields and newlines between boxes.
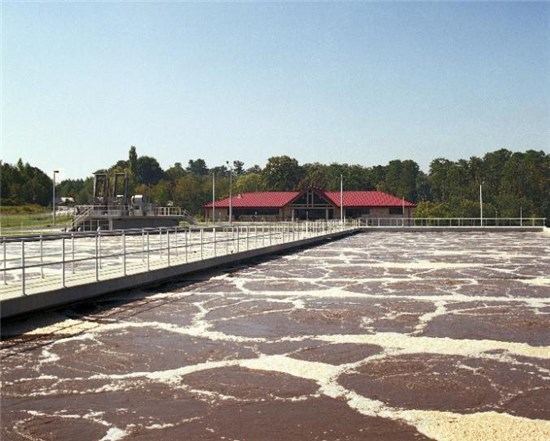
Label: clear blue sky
xmin=2 ymin=1 xmax=549 ymax=180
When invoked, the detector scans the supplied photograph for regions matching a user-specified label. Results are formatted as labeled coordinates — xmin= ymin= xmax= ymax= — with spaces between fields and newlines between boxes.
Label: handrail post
xmin=167 ymin=228 xmax=171 ymax=266
xmin=225 ymin=227 xmax=229 ymax=255
xmin=141 ymin=229 xmax=145 ymax=262
xmin=95 ymin=233 xmax=99 ymax=281
xmin=175 ymin=226 xmax=179 ymax=257
xmin=2 ymin=238 xmax=7 ymax=285
xmin=62 ymin=237 xmax=66 ymax=288
xmin=40 ymin=235 xmax=44 ymax=279
xmin=98 ymin=231 xmax=102 ymax=269
xmin=213 ymin=227 xmax=217 ymax=257
xmin=159 ymin=227 xmax=163 ymax=260
xmin=21 ymin=241 xmax=26 ymax=296
xmin=123 ymin=231 xmax=127 ymax=275
xmin=147 ymin=231 xmax=150 ymax=271
xmin=246 ymin=226 xmax=249 ymax=251
xmin=200 ymin=228 xmax=204 ymax=259
xmin=185 ymin=228 xmax=189 ymax=263
xmin=71 ymin=233 xmax=75 ymax=274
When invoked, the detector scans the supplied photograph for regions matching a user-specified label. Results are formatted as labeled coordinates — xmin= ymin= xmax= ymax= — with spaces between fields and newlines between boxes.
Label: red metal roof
xmin=204 ymin=190 xmax=415 ymax=209
xmin=204 ymin=192 xmax=301 ymax=208
xmin=323 ymin=191 xmax=416 ymax=208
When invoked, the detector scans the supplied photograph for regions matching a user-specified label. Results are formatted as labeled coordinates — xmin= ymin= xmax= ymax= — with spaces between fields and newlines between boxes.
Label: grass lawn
xmin=0 ymin=206 xmax=73 ymax=233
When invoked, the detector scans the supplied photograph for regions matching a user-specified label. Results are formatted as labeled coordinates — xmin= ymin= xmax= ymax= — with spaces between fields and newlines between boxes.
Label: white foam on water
xmin=291 ymin=298 xmax=306 ymax=309
xmin=90 ymin=359 xmax=240 ymax=386
xmin=368 ymin=262 xmax=480 ymax=269
xmin=239 ymin=354 xmax=340 ymax=383
xmin=200 ymin=284 xmax=549 ymax=309
xmin=144 ymin=422 xmax=179 ymax=430
xmin=317 ymin=332 xmax=550 ymax=359
xmin=521 ymin=277 xmax=550 ymax=287
xmin=412 ymin=300 xmax=448 ymax=335
xmin=38 ymin=347 xmax=60 ymax=366
xmin=237 ymin=353 xmax=550 ymax=440
xmin=218 ymin=352 xmax=550 ymax=439
xmin=26 ymin=317 xmax=100 ymax=336
xmin=400 ymin=410 xmax=550 ymax=441
xmin=186 ymin=387 xmax=240 ymax=402
xmin=23 ymin=409 xmax=129 ymax=441
xmin=16 ymin=336 xmax=550 ymax=440
xmin=99 ymin=427 xmax=128 ymax=441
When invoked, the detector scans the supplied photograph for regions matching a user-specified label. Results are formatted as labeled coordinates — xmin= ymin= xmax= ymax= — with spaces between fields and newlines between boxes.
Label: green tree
xmin=298 ymin=163 xmax=328 ymax=190
xmin=236 ymin=173 xmax=264 ymax=193
xmin=165 ymin=162 xmax=186 ymax=181
xmin=414 ymin=201 xmax=452 ymax=218
xmin=381 ymin=160 xmax=420 ymax=201
xmin=129 ymin=146 xmax=138 ymax=176
xmin=262 ymin=156 xmax=303 ymax=191
xmin=150 ymin=179 xmax=173 ymax=206
xmin=136 ymin=156 xmax=164 ymax=186
xmin=232 ymin=160 xmax=245 ymax=176
xmin=246 ymin=164 xmax=262 ymax=174
xmin=172 ymin=174 xmax=209 ymax=215
xmin=187 ymin=159 xmax=209 ymax=176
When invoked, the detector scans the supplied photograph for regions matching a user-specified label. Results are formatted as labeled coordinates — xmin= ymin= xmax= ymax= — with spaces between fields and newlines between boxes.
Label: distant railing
xmin=360 ymin=217 xmax=547 ymax=228
xmin=0 ymin=221 xmax=356 ymax=298
xmin=155 ymin=207 xmax=186 ymax=216
xmin=74 ymin=204 xmax=190 ymax=217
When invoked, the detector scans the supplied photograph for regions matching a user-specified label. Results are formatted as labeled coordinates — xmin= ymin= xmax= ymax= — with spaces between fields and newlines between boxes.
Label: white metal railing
xmin=0 ymin=221 xmax=357 ymax=298
xmin=71 ymin=206 xmax=94 ymax=229
xmin=74 ymin=204 xmax=189 ymax=218
xmin=155 ymin=206 xmax=187 ymax=216
xmin=360 ymin=217 xmax=547 ymax=228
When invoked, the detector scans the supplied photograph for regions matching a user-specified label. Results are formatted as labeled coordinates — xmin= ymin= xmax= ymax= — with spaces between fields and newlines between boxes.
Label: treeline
xmin=1 ymin=147 xmax=548 ymax=221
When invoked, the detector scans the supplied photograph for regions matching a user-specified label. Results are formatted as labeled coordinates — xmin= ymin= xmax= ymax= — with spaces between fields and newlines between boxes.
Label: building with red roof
xmin=203 ymin=189 xmax=415 ymax=222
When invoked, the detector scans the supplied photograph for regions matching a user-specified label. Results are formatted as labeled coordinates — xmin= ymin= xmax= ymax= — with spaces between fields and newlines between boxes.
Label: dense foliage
xmin=1 ymin=148 xmax=548 ymax=223
xmin=0 ymin=159 xmax=52 ymax=206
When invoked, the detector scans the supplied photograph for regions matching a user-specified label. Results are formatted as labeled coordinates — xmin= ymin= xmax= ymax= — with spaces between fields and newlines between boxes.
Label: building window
xmin=389 ymin=207 xmax=404 ymax=215
xmin=345 ymin=208 xmax=370 ymax=218
xmin=233 ymin=208 xmax=278 ymax=216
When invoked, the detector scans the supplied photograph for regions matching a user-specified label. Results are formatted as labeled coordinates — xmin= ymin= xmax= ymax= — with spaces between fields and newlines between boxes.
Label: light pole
xmin=53 ymin=170 xmax=59 ymax=226
xmin=226 ymin=161 xmax=233 ymax=225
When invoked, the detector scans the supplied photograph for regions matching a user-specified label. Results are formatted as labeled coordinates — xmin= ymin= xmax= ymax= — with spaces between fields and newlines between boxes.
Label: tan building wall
xmin=205 ymin=206 xmax=415 ymax=222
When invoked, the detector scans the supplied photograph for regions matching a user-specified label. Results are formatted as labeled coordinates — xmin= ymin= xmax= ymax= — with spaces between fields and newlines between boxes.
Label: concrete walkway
xmin=1 ymin=228 xmax=360 ymax=319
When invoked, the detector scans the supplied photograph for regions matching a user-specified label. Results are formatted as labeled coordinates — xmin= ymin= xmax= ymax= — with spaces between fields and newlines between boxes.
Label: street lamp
xmin=53 ymin=170 xmax=59 ymax=226
xmin=226 ymin=161 xmax=233 ymax=225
